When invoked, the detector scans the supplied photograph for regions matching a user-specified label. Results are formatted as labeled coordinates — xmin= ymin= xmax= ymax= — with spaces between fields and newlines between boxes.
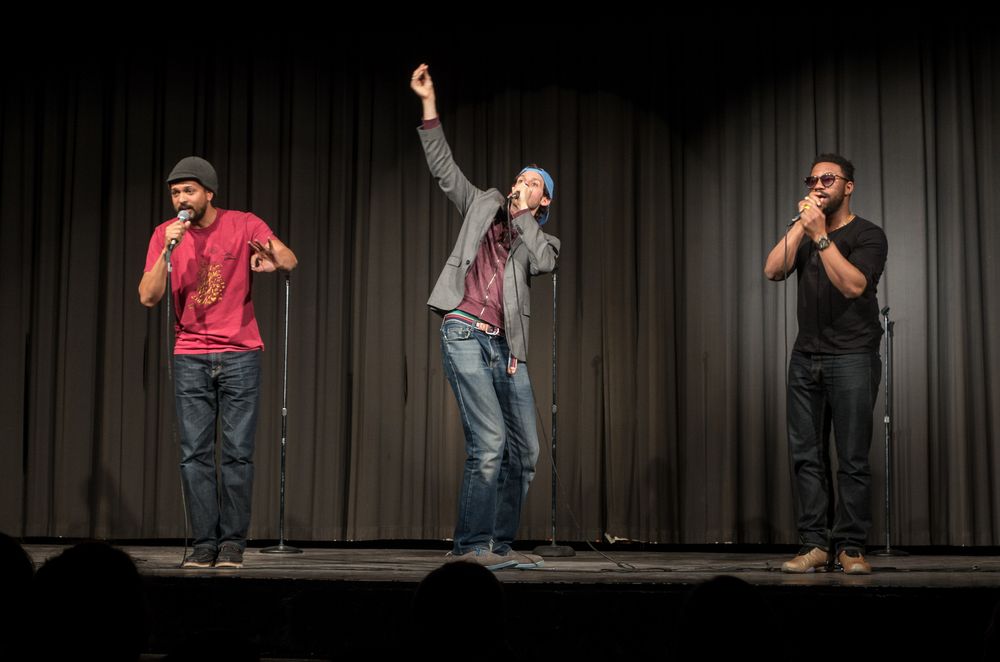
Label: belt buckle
xmin=476 ymin=322 xmax=500 ymax=336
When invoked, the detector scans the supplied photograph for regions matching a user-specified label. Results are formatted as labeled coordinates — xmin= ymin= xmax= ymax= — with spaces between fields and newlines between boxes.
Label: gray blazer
xmin=419 ymin=123 xmax=560 ymax=361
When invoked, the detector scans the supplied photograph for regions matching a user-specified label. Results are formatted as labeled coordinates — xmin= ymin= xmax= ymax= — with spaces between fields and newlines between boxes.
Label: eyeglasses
xmin=804 ymin=173 xmax=850 ymax=188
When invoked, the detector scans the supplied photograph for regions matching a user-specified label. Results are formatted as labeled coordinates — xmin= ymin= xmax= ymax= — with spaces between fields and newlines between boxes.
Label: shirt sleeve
xmin=143 ymin=225 xmax=166 ymax=272
xmin=847 ymin=223 xmax=888 ymax=289
xmin=247 ymin=213 xmax=277 ymax=245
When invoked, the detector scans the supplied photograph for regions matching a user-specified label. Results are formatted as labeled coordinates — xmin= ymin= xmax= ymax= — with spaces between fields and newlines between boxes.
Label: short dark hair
xmin=812 ymin=154 xmax=855 ymax=182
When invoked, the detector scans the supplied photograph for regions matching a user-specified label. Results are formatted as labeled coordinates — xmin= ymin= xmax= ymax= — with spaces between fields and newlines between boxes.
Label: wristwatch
xmin=816 ymin=236 xmax=831 ymax=251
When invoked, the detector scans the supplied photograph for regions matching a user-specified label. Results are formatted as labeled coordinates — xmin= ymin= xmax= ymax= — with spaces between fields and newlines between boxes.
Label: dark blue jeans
xmin=787 ymin=351 xmax=881 ymax=553
xmin=440 ymin=319 xmax=539 ymax=555
xmin=173 ymin=350 xmax=261 ymax=551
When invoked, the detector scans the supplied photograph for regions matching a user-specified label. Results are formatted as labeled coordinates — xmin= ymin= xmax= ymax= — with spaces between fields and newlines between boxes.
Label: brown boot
xmin=838 ymin=549 xmax=872 ymax=574
xmin=781 ymin=546 xmax=829 ymax=573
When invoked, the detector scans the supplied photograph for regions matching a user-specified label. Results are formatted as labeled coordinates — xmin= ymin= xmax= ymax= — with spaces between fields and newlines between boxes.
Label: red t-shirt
xmin=144 ymin=209 xmax=275 ymax=354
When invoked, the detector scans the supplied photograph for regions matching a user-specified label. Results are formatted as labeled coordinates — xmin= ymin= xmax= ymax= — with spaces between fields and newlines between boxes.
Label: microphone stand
xmin=165 ymin=240 xmax=192 ymax=566
xmin=535 ymin=271 xmax=575 ymax=558
xmin=874 ymin=306 xmax=907 ymax=557
xmin=262 ymin=274 xmax=302 ymax=555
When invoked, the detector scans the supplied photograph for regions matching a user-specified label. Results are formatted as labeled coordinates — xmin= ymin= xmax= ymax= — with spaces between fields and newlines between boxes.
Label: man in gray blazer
xmin=411 ymin=63 xmax=560 ymax=570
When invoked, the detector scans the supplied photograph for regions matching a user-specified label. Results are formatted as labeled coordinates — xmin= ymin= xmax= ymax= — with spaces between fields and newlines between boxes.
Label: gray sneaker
xmin=500 ymin=550 xmax=545 ymax=570
xmin=182 ymin=546 xmax=216 ymax=568
xmin=214 ymin=543 xmax=244 ymax=569
xmin=445 ymin=548 xmax=518 ymax=571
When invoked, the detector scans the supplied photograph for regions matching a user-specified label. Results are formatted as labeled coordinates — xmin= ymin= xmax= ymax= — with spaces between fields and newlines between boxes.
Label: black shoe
xmin=182 ymin=546 xmax=216 ymax=568
xmin=215 ymin=543 xmax=244 ymax=568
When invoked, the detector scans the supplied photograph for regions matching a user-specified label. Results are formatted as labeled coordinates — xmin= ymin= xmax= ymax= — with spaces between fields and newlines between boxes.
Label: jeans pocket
xmin=441 ymin=320 xmax=473 ymax=342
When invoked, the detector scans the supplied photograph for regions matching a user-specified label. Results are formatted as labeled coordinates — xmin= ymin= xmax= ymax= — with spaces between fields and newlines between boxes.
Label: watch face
xmin=817 ymin=237 xmax=831 ymax=250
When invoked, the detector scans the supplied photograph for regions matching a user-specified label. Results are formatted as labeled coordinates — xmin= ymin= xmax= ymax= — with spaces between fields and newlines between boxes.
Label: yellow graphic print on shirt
xmin=190 ymin=261 xmax=226 ymax=307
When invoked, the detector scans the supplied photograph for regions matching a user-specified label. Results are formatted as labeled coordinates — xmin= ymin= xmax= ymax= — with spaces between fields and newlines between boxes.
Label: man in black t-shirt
xmin=764 ymin=154 xmax=888 ymax=575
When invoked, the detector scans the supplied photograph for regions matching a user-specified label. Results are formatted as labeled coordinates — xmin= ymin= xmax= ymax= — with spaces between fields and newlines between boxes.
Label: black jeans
xmin=787 ymin=350 xmax=881 ymax=553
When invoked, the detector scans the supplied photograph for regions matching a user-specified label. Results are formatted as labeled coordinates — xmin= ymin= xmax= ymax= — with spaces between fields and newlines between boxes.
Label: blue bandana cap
xmin=518 ymin=166 xmax=554 ymax=225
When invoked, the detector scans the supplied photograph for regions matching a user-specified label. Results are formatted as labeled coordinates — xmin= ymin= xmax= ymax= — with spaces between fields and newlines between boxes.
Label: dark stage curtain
xmin=2 ymin=24 xmax=998 ymax=545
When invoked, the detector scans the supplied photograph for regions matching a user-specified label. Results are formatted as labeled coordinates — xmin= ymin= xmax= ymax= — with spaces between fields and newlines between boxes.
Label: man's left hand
xmin=250 ymin=239 xmax=278 ymax=272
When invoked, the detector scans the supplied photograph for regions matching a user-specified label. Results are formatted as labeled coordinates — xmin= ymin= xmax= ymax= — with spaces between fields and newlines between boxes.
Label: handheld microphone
xmin=168 ymin=210 xmax=193 ymax=250
xmin=789 ymin=197 xmax=825 ymax=226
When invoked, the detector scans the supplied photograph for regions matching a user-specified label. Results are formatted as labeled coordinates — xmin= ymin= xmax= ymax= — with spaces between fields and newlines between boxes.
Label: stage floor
xmin=24 ymin=543 xmax=1000 ymax=588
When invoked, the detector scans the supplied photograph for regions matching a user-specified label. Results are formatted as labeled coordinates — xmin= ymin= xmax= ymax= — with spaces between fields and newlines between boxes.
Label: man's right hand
xmin=410 ymin=63 xmax=434 ymax=100
xmin=411 ymin=63 xmax=439 ymax=121
xmin=164 ymin=219 xmax=191 ymax=251
xmin=798 ymin=193 xmax=826 ymax=241
xmin=510 ymin=182 xmax=530 ymax=213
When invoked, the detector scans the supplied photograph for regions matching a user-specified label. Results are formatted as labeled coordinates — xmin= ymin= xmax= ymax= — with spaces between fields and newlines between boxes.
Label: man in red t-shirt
xmin=139 ymin=156 xmax=298 ymax=569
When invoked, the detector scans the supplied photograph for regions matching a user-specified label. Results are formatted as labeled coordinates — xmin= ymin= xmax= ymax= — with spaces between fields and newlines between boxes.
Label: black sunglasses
xmin=804 ymin=173 xmax=850 ymax=188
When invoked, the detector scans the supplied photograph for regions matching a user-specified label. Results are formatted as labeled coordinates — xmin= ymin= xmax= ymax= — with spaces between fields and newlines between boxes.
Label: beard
xmin=177 ymin=202 xmax=207 ymax=223
xmin=821 ymin=191 xmax=845 ymax=216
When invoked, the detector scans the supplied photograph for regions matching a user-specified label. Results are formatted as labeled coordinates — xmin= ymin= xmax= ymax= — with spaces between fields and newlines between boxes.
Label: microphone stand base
xmin=261 ymin=543 xmax=303 ymax=555
xmin=534 ymin=543 xmax=576 ymax=558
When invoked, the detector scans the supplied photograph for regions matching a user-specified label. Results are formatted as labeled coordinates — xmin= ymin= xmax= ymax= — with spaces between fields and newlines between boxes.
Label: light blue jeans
xmin=440 ymin=319 xmax=539 ymax=555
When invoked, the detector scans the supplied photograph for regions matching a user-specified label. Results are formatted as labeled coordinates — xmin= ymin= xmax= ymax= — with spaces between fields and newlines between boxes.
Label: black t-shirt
xmin=790 ymin=216 xmax=888 ymax=354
